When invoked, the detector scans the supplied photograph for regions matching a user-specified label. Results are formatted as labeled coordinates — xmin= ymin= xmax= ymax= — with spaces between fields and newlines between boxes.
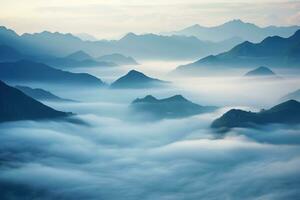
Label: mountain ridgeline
xmin=15 ymin=85 xmax=75 ymax=102
xmin=0 ymin=60 xmax=105 ymax=86
xmin=131 ymin=95 xmax=217 ymax=119
xmin=211 ymin=100 xmax=300 ymax=131
xmin=97 ymin=53 xmax=138 ymax=65
xmin=0 ymin=26 xmax=242 ymax=60
xmin=0 ymin=80 xmax=70 ymax=123
xmin=110 ymin=70 xmax=168 ymax=89
xmin=176 ymin=29 xmax=300 ymax=74
xmin=165 ymin=19 xmax=300 ymax=42
xmin=244 ymin=66 xmax=276 ymax=77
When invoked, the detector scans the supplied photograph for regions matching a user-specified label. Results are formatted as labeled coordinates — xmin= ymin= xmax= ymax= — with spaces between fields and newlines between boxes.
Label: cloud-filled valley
xmin=1 ymin=64 xmax=300 ymax=199
xmin=0 ymin=10 xmax=300 ymax=200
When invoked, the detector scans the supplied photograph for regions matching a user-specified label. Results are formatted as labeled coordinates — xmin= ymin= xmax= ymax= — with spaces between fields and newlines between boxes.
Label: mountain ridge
xmin=211 ymin=100 xmax=300 ymax=131
xmin=175 ymin=29 xmax=300 ymax=74
xmin=131 ymin=95 xmax=217 ymax=119
xmin=0 ymin=80 xmax=70 ymax=123
xmin=110 ymin=70 xmax=168 ymax=89
xmin=165 ymin=19 xmax=300 ymax=42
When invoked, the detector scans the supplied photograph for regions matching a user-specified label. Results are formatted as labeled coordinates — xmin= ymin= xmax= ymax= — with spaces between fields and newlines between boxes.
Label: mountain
xmin=131 ymin=95 xmax=217 ymax=119
xmin=75 ymin=33 xmax=98 ymax=41
xmin=97 ymin=53 xmax=138 ymax=65
xmin=0 ymin=80 xmax=69 ymax=123
xmin=211 ymin=100 xmax=300 ymax=130
xmin=176 ymin=30 xmax=300 ymax=74
xmin=15 ymin=85 xmax=74 ymax=102
xmin=115 ymin=33 xmax=242 ymax=60
xmin=244 ymin=66 xmax=276 ymax=77
xmin=44 ymin=51 xmax=117 ymax=68
xmin=0 ymin=26 xmax=244 ymax=60
xmin=165 ymin=19 xmax=300 ymax=42
xmin=44 ymin=57 xmax=116 ymax=68
xmin=0 ymin=44 xmax=114 ymax=68
xmin=110 ymin=70 xmax=168 ymax=89
xmin=0 ymin=60 xmax=105 ymax=86
xmin=280 ymin=89 xmax=300 ymax=101
xmin=65 ymin=50 xmax=94 ymax=61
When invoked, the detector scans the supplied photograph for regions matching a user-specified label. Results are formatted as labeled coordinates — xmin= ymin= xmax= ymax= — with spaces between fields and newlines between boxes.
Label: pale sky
xmin=1 ymin=0 xmax=300 ymax=39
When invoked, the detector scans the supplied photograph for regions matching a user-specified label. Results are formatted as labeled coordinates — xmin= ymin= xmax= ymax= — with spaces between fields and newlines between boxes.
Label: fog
xmin=1 ymin=61 xmax=300 ymax=199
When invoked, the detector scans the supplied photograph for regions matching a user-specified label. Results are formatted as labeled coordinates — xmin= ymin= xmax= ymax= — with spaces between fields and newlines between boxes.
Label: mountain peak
xmin=131 ymin=94 xmax=216 ymax=119
xmin=125 ymin=70 xmax=149 ymax=79
xmin=186 ymin=24 xmax=203 ymax=30
xmin=211 ymin=99 xmax=300 ymax=130
xmin=133 ymin=95 xmax=158 ymax=103
xmin=289 ymin=29 xmax=300 ymax=40
xmin=110 ymin=70 xmax=166 ymax=89
xmin=228 ymin=19 xmax=244 ymax=24
xmin=0 ymin=80 xmax=69 ymax=123
xmin=244 ymin=66 xmax=276 ymax=76
xmin=166 ymin=95 xmax=188 ymax=102
xmin=268 ymin=99 xmax=300 ymax=113
xmin=121 ymin=32 xmax=138 ymax=40
xmin=65 ymin=50 xmax=93 ymax=61
xmin=128 ymin=69 xmax=144 ymax=75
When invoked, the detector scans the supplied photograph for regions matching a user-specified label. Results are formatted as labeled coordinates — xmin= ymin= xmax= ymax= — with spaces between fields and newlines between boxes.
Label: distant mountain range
xmin=0 ymin=26 xmax=244 ymax=60
xmin=244 ymin=66 xmax=276 ymax=77
xmin=0 ymin=45 xmax=118 ymax=68
xmin=211 ymin=100 xmax=300 ymax=131
xmin=176 ymin=30 xmax=300 ymax=74
xmin=97 ymin=53 xmax=138 ymax=65
xmin=165 ymin=19 xmax=300 ymax=43
xmin=0 ymin=80 xmax=69 ymax=123
xmin=131 ymin=95 xmax=217 ymax=119
xmin=0 ymin=60 xmax=105 ymax=86
xmin=15 ymin=85 xmax=75 ymax=102
xmin=110 ymin=70 xmax=168 ymax=89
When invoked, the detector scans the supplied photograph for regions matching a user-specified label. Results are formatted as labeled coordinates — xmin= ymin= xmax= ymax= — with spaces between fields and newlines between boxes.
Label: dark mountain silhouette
xmin=97 ymin=53 xmax=138 ymax=65
xmin=280 ymin=89 xmax=300 ymax=101
xmin=165 ymin=19 xmax=300 ymax=42
xmin=0 ymin=26 xmax=243 ymax=60
xmin=211 ymin=100 xmax=300 ymax=130
xmin=244 ymin=66 xmax=276 ymax=77
xmin=15 ymin=85 xmax=75 ymax=102
xmin=110 ymin=70 xmax=168 ymax=89
xmin=131 ymin=95 xmax=217 ymax=119
xmin=176 ymin=29 xmax=300 ymax=74
xmin=0 ymin=80 xmax=69 ymax=123
xmin=0 ymin=60 xmax=105 ymax=86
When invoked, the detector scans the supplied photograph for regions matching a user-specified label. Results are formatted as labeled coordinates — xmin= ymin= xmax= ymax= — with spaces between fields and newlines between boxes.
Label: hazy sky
xmin=1 ymin=0 xmax=300 ymax=39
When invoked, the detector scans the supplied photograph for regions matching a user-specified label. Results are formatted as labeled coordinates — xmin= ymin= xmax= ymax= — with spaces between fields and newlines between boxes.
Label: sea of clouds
xmin=0 ymin=62 xmax=300 ymax=199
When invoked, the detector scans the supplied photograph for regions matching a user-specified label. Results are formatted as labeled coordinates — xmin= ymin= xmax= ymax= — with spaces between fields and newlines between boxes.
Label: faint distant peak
xmin=75 ymin=33 xmax=98 ymax=41
xmin=244 ymin=66 xmax=276 ymax=76
xmin=121 ymin=32 xmax=138 ymax=40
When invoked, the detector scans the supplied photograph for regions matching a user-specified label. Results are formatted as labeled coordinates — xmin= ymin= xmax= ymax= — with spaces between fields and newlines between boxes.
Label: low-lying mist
xmin=1 ymin=61 xmax=300 ymax=199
